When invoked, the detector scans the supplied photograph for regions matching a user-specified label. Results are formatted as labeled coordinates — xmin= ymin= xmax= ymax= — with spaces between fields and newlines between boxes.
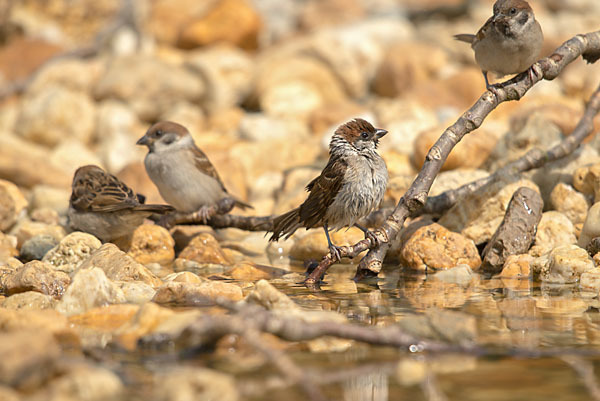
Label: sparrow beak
xmin=136 ymin=135 xmax=149 ymax=146
xmin=375 ymin=129 xmax=388 ymax=139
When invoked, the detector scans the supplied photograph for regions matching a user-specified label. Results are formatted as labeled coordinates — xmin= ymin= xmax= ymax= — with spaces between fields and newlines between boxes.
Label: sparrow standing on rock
xmin=269 ymin=118 xmax=388 ymax=262
xmin=454 ymin=0 xmax=543 ymax=91
xmin=137 ymin=121 xmax=252 ymax=222
xmin=68 ymin=165 xmax=174 ymax=242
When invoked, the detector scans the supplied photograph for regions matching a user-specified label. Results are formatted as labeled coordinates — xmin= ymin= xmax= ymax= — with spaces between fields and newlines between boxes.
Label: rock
xmin=68 ymin=304 xmax=140 ymax=335
xmin=413 ymin=124 xmax=499 ymax=171
xmin=373 ymin=41 xmax=448 ymax=98
xmin=94 ymin=55 xmax=205 ymax=121
xmin=579 ymin=202 xmax=600 ymax=249
xmin=0 ymin=329 xmax=61 ymax=389
xmin=289 ymin=227 xmax=366 ymax=261
xmin=254 ymin=55 xmax=347 ymax=118
xmin=396 ymin=359 xmax=427 ymax=386
xmin=113 ymin=302 xmax=177 ymax=349
xmin=0 ymin=179 xmax=28 ymax=215
xmin=49 ymin=139 xmax=103 ymax=175
xmin=29 ymin=185 xmax=71 ymax=215
xmin=1 ymin=291 xmax=55 ymax=310
xmin=20 ymin=234 xmax=59 ymax=262
xmin=96 ymin=100 xmax=146 ymax=174
xmin=155 ymin=367 xmax=239 ymax=401
xmin=186 ymin=46 xmax=254 ymax=112
xmin=529 ymin=211 xmax=577 ymax=257
xmin=481 ymin=187 xmax=543 ymax=274
xmin=56 ymin=268 xmax=127 ymax=316
xmin=0 ymin=134 xmax=72 ymax=188
xmin=28 ymin=57 xmax=103 ymax=94
xmin=399 ymin=222 xmax=481 ymax=272
xmin=429 ymin=169 xmax=490 ymax=197
xmin=573 ymin=163 xmax=600 ymax=199
xmin=580 ymin=268 xmax=600 ymax=292
xmin=550 ymin=182 xmax=589 ymax=228
xmin=438 ymin=176 xmax=540 ymax=244
xmin=540 ymin=245 xmax=594 ymax=284
xmin=30 ymin=208 xmax=60 ymax=225
xmin=116 ymin=281 xmax=157 ymax=304
xmin=178 ymin=233 xmax=230 ymax=265
xmin=11 ymin=220 xmax=66 ymax=249
xmin=226 ymin=261 xmax=271 ymax=281
xmin=127 ymin=224 xmax=175 ymax=266
xmin=42 ymin=232 xmax=102 ymax=274
xmin=0 ymin=37 xmax=62 ymax=82
xmin=78 ymin=244 xmax=163 ymax=287
xmin=0 ymin=185 xmax=16 ymax=232
xmin=152 ymin=280 xmax=243 ymax=305
xmin=530 ymin=144 xmax=599 ymax=205
xmin=500 ymin=254 xmax=533 ymax=279
xmin=15 ymin=85 xmax=96 ymax=147
xmin=238 ymin=113 xmax=309 ymax=142
xmin=31 ymin=364 xmax=123 ymax=401
xmin=0 ymin=232 xmax=17 ymax=263
xmin=3 ymin=260 xmax=70 ymax=298
xmin=163 ymin=271 xmax=205 ymax=284
xmin=431 ymin=264 xmax=476 ymax=286
xmin=177 ymin=0 xmax=261 ymax=50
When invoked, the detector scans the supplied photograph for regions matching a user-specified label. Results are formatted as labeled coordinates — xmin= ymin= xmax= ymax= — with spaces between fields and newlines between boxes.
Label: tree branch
xmin=303 ymin=30 xmax=600 ymax=285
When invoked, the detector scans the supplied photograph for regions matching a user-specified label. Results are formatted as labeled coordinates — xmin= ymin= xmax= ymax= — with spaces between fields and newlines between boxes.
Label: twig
xmin=562 ymin=356 xmax=600 ymax=401
xmin=300 ymin=30 xmax=600 ymax=285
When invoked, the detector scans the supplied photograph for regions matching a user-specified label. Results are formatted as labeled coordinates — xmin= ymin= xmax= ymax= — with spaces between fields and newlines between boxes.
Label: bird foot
xmin=527 ymin=64 xmax=542 ymax=86
xmin=486 ymin=83 xmax=502 ymax=99
xmin=157 ymin=213 xmax=176 ymax=229
xmin=363 ymin=229 xmax=381 ymax=247
xmin=328 ymin=244 xmax=344 ymax=263
xmin=195 ymin=205 xmax=217 ymax=224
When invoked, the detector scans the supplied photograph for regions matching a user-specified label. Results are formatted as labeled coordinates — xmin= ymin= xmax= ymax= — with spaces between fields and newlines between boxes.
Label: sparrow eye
xmin=361 ymin=132 xmax=369 ymax=139
xmin=155 ymin=130 xmax=163 ymax=137
xmin=509 ymin=7 xmax=517 ymax=15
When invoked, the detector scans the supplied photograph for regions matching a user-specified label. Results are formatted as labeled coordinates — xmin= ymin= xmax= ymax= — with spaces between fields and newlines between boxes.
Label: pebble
xmin=529 ymin=211 xmax=577 ymax=257
xmin=152 ymin=280 xmax=243 ymax=305
xmin=400 ymin=222 xmax=481 ymax=271
xmin=2 ymin=260 xmax=70 ymax=298
xmin=42 ymin=232 xmax=102 ymax=274
xmin=127 ymin=224 xmax=175 ymax=266
xmin=579 ymin=202 xmax=600 ymax=249
xmin=56 ymin=268 xmax=127 ymax=316
xmin=540 ymin=245 xmax=595 ymax=284
xmin=178 ymin=232 xmax=230 ymax=266
xmin=20 ymin=234 xmax=59 ymax=262
xmin=1 ymin=291 xmax=55 ymax=310
xmin=78 ymin=243 xmax=163 ymax=287
xmin=550 ymin=182 xmax=589 ymax=228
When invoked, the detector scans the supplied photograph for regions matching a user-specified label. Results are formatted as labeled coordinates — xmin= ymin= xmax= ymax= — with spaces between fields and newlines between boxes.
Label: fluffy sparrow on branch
xmin=455 ymin=0 xmax=543 ymax=91
xmin=269 ymin=118 xmax=388 ymax=262
xmin=137 ymin=121 xmax=252 ymax=224
xmin=68 ymin=165 xmax=174 ymax=242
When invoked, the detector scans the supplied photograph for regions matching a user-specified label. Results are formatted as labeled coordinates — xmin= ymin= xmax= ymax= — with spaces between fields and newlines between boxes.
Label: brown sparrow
xmin=136 ymin=121 xmax=251 ymax=222
xmin=68 ymin=165 xmax=174 ymax=242
xmin=455 ymin=0 xmax=543 ymax=90
xmin=269 ymin=118 xmax=388 ymax=262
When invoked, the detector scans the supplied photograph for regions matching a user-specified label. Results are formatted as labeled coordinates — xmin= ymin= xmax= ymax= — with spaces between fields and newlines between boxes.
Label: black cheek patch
xmin=518 ymin=13 xmax=529 ymax=25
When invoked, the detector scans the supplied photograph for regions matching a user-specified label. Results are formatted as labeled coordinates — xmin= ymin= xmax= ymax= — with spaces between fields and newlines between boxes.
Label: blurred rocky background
xmin=1 ymin=1 xmax=600 ymax=399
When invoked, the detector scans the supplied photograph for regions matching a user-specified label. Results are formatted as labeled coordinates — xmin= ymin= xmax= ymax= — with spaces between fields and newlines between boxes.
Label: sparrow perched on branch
xmin=269 ymin=118 xmax=388 ymax=262
xmin=454 ymin=0 xmax=543 ymax=91
xmin=137 ymin=121 xmax=252 ymax=222
xmin=68 ymin=165 xmax=174 ymax=242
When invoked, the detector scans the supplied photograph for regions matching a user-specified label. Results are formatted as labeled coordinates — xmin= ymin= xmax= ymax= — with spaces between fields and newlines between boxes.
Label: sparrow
xmin=269 ymin=118 xmax=388 ymax=262
xmin=68 ymin=165 xmax=174 ymax=242
xmin=136 ymin=121 xmax=252 ymax=222
xmin=454 ymin=0 xmax=543 ymax=91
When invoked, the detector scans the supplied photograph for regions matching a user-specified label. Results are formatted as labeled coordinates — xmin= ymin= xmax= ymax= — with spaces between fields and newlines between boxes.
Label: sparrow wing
xmin=71 ymin=169 xmax=140 ymax=212
xmin=299 ymin=156 xmax=347 ymax=228
xmin=474 ymin=16 xmax=494 ymax=44
xmin=191 ymin=145 xmax=228 ymax=192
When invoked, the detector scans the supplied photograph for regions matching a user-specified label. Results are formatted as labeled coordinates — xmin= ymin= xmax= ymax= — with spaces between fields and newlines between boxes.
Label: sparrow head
xmin=137 ymin=121 xmax=192 ymax=153
xmin=331 ymin=118 xmax=387 ymax=153
xmin=492 ymin=0 xmax=534 ymax=36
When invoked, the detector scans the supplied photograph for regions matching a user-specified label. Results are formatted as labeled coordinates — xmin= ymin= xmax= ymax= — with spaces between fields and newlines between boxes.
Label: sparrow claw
xmin=195 ymin=206 xmax=216 ymax=224
xmin=328 ymin=244 xmax=343 ymax=263
xmin=486 ymin=84 xmax=502 ymax=99
xmin=527 ymin=64 xmax=542 ymax=85
xmin=364 ymin=229 xmax=381 ymax=247
xmin=157 ymin=214 xmax=176 ymax=229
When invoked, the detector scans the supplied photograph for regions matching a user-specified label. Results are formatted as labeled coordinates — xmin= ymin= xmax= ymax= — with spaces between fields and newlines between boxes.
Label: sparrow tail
xmin=453 ymin=33 xmax=476 ymax=44
xmin=233 ymin=198 xmax=253 ymax=210
xmin=134 ymin=204 xmax=175 ymax=214
xmin=270 ymin=208 xmax=302 ymax=241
